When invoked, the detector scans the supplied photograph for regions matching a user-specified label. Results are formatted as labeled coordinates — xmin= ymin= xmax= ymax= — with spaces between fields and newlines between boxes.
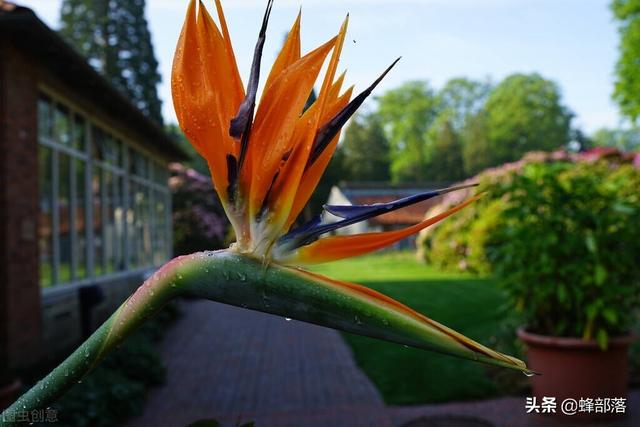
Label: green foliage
xmin=340 ymin=112 xmax=391 ymax=181
xmin=166 ymin=124 xmax=210 ymax=175
xmin=612 ymin=0 xmax=640 ymax=123
xmin=50 ymin=303 xmax=180 ymax=427
xmin=366 ymin=75 xmax=572 ymax=182
xmin=59 ymin=0 xmax=163 ymax=123
xmin=425 ymin=114 xmax=465 ymax=182
xmin=490 ymin=162 xmax=640 ymax=345
xmin=464 ymin=73 xmax=573 ymax=175
xmin=592 ymin=126 xmax=640 ymax=151
xmin=311 ymin=252 xmax=516 ymax=404
xmin=437 ymin=77 xmax=492 ymax=132
xmin=377 ymin=81 xmax=439 ymax=182
xmin=420 ymin=151 xmax=640 ymax=345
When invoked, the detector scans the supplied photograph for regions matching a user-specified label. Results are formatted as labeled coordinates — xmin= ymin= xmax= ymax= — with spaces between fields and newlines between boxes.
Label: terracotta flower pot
xmin=518 ymin=328 xmax=634 ymax=419
xmin=0 ymin=378 xmax=22 ymax=411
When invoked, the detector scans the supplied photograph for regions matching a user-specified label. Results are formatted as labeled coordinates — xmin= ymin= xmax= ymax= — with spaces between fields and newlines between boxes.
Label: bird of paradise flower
xmin=2 ymin=0 xmax=531 ymax=420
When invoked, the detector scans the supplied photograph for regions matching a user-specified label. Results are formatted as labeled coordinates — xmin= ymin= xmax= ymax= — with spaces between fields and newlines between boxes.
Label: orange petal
xmin=285 ymin=85 xmax=354 ymax=228
xmin=197 ymin=0 xmax=244 ymax=121
xmin=313 ymin=15 xmax=349 ymax=120
xmin=172 ymin=0 xmax=227 ymax=198
xmin=259 ymin=18 xmax=348 ymax=227
xmin=246 ymin=37 xmax=336 ymax=217
xmin=171 ymin=0 xmax=243 ymax=201
xmin=288 ymin=195 xmax=482 ymax=264
xmin=213 ymin=0 xmax=245 ymax=100
xmin=264 ymin=11 xmax=302 ymax=90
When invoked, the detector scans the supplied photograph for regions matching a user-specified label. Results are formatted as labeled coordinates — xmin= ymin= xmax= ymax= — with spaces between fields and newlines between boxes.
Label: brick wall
xmin=0 ymin=40 xmax=43 ymax=369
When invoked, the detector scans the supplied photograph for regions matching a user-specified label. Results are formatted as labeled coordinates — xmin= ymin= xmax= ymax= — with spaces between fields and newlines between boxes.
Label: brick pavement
xmin=125 ymin=300 xmax=390 ymax=427
xmin=126 ymin=300 xmax=639 ymax=427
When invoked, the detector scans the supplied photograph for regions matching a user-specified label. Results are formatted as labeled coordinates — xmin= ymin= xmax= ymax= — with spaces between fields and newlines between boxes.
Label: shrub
xmin=48 ymin=302 xmax=181 ymax=427
xmin=170 ymin=164 xmax=230 ymax=255
xmin=419 ymin=149 xmax=639 ymax=273
xmin=490 ymin=161 xmax=640 ymax=345
xmin=419 ymin=148 xmax=640 ymax=344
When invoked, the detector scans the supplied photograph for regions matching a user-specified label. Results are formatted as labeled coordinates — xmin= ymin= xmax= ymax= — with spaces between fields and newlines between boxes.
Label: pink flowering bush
xmin=170 ymin=163 xmax=230 ymax=255
xmin=418 ymin=148 xmax=640 ymax=345
xmin=418 ymin=148 xmax=640 ymax=274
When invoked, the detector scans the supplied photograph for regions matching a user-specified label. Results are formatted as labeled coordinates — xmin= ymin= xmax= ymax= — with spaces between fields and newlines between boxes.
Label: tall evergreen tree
xmin=60 ymin=0 xmax=163 ymax=124
xmin=340 ymin=112 xmax=391 ymax=182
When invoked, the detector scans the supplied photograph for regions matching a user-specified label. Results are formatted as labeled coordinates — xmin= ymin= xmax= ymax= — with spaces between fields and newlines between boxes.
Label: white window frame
xmin=37 ymin=86 xmax=172 ymax=292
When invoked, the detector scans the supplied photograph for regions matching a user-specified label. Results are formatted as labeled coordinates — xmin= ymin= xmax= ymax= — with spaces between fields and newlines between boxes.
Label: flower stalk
xmin=2 ymin=251 xmax=531 ymax=423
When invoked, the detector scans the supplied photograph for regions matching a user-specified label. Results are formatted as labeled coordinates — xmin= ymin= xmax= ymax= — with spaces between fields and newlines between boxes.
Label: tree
xmin=461 ymin=111 xmax=491 ymax=176
xmin=165 ymin=124 xmax=209 ymax=175
xmin=592 ymin=127 xmax=640 ymax=151
xmin=425 ymin=114 xmax=465 ymax=182
xmin=463 ymin=73 xmax=573 ymax=174
xmin=437 ymin=77 xmax=492 ymax=132
xmin=340 ymin=112 xmax=391 ymax=182
xmin=304 ymin=149 xmax=345 ymax=220
xmin=611 ymin=0 xmax=640 ymax=123
xmin=377 ymin=81 xmax=440 ymax=182
xmin=60 ymin=0 xmax=164 ymax=124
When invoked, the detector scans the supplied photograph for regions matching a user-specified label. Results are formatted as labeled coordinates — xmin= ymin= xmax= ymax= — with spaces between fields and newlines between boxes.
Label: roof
xmin=0 ymin=2 xmax=188 ymax=160
xmin=337 ymin=182 xmax=452 ymax=226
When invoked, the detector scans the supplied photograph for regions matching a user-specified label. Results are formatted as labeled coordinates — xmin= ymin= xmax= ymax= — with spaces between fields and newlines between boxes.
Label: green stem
xmin=2 ymin=249 xmax=529 ymax=424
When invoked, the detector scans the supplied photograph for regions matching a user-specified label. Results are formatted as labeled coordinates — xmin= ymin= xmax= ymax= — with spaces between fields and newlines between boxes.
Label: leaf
xmin=177 ymin=251 xmax=532 ymax=373
xmin=585 ymin=232 xmax=597 ymax=254
xmin=594 ymin=263 xmax=607 ymax=286
xmin=596 ymin=328 xmax=608 ymax=351
xmin=602 ymin=308 xmax=618 ymax=325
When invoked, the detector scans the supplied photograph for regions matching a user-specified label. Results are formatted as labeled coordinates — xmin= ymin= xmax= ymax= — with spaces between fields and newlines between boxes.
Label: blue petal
xmin=278 ymin=183 xmax=477 ymax=251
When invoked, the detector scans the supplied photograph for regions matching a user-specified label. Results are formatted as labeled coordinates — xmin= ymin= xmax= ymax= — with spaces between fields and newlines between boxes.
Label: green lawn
xmin=309 ymin=251 xmax=514 ymax=405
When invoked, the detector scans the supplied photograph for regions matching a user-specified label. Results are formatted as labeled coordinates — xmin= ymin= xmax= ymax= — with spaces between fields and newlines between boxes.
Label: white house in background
xmin=325 ymin=182 xmax=451 ymax=249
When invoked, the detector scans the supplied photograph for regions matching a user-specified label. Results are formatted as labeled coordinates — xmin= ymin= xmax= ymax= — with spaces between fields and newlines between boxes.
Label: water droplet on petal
xmin=285 ymin=317 xmax=291 ymax=322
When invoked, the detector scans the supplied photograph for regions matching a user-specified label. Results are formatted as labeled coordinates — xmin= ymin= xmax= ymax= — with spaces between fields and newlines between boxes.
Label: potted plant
xmin=487 ymin=159 xmax=640 ymax=414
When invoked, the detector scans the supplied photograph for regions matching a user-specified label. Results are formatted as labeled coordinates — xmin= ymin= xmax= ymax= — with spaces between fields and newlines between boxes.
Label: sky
xmin=19 ymin=0 xmax=623 ymax=134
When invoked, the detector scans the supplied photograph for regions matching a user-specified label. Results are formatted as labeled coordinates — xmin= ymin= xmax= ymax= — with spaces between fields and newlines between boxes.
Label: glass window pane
xmin=132 ymin=150 xmax=148 ymax=178
xmin=73 ymin=115 xmax=86 ymax=152
xmin=153 ymin=190 xmax=167 ymax=265
xmin=128 ymin=180 xmax=139 ymax=267
xmin=93 ymin=126 xmax=104 ymax=162
xmin=111 ymin=138 xmax=122 ymax=167
xmin=144 ymin=186 xmax=152 ymax=265
xmin=54 ymin=105 xmax=71 ymax=146
xmin=39 ymin=146 xmax=53 ymax=287
xmin=92 ymin=167 xmax=103 ymax=276
xmin=59 ymin=153 xmax=72 ymax=283
xmin=38 ymin=97 xmax=53 ymax=141
xmin=104 ymin=170 xmax=115 ymax=274
xmin=114 ymin=175 xmax=125 ymax=271
xmin=76 ymin=159 xmax=87 ymax=280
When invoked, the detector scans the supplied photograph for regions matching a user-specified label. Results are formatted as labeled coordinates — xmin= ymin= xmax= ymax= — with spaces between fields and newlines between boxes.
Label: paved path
xmin=125 ymin=300 xmax=390 ymax=427
xmin=126 ymin=300 xmax=639 ymax=427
